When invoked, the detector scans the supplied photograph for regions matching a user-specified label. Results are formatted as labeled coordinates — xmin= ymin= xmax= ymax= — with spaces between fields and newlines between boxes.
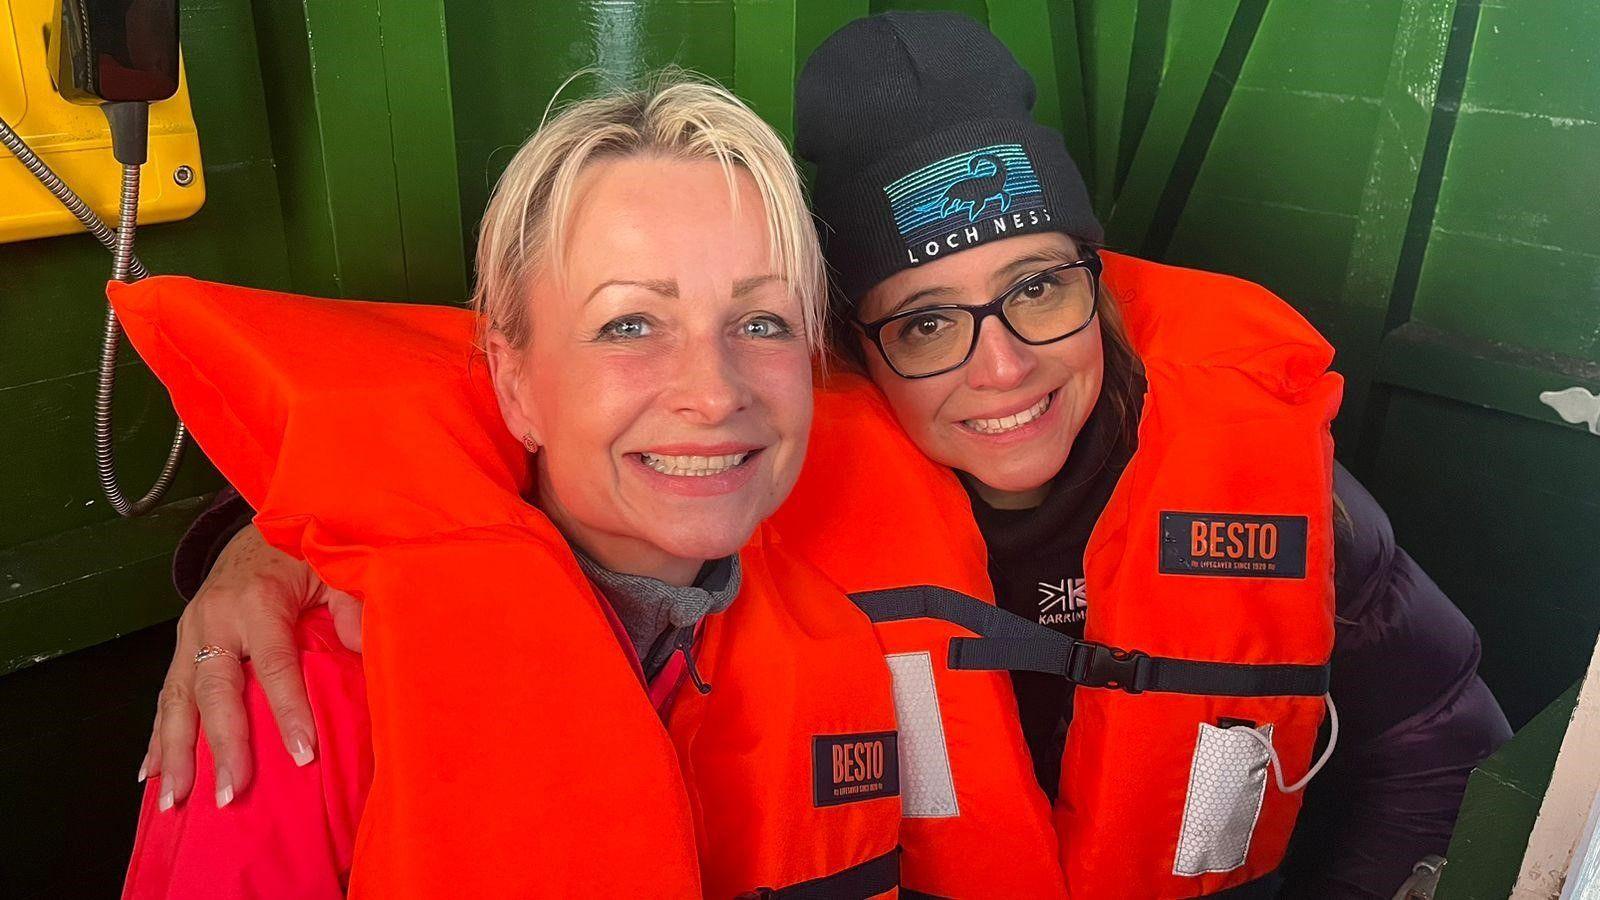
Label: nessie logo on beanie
xmin=884 ymin=143 xmax=1053 ymax=265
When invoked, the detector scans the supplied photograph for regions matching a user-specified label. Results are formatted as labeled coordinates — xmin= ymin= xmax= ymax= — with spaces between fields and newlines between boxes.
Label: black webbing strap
xmin=850 ymin=586 xmax=1328 ymax=698
xmin=742 ymin=846 xmax=900 ymax=899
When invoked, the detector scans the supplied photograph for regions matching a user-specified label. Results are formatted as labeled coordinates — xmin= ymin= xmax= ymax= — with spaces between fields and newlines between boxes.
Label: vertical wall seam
xmin=373 ymin=0 xmax=412 ymax=294
xmin=1138 ymin=0 xmax=1268 ymax=260
xmin=1351 ymin=0 xmax=1483 ymax=479
xmin=1381 ymin=0 xmax=1484 ymax=334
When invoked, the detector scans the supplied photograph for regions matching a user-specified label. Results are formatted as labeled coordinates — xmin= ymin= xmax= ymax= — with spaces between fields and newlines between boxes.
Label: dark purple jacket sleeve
xmin=171 ymin=485 xmax=254 ymax=600
xmin=1280 ymin=464 xmax=1512 ymax=898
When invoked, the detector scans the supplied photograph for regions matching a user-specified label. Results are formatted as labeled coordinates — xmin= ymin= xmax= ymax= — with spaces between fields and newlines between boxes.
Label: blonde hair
xmin=471 ymin=70 xmax=825 ymax=349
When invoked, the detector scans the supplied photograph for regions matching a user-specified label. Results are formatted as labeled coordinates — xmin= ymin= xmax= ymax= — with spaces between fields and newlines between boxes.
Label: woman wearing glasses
xmin=140 ymin=13 xmax=1510 ymax=898
xmin=790 ymin=13 xmax=1510 ymax=897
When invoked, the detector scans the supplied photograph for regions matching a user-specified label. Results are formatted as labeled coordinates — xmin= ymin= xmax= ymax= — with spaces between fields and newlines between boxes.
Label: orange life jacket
xmin=107 ymin=279 xmax=905 ymax=897
xmin=778 ymin=379 xmax=1069 ymax=899
xmin=780 ymin=251 xmax=1342 ymax=897
xmin=106 ymin=278 xmax=1059 ymax=898
xmin=1062 ymin=252 xmax=1341 ymax=896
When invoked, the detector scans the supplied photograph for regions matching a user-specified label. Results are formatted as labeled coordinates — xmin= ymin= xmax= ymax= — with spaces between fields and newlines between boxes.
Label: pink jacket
xmin=122 ymin=609 xmax=371 ymax=899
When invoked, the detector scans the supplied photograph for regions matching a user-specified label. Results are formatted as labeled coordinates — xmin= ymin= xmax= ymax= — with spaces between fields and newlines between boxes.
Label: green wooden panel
xmin=1328 ymin=0 xmax=1459 ymax=451
xmin=443 ymin=0 xmax=738 ymax=257
xmin=245 ymin=0 xmax=339 ymax=296
xmin=1178 ymin=93 xmax=1378 ymax=222
xmin=1240 ymin=0 xmax=1397 ymax=97
xmin=1164 ymin=190 xmax=1355 ymax=324
xmin=1045 ymin=1 xmax=1093 ymax=169
xmin=794 ymin=0 xmax=872 ymax=72
xmin=378 ymin=0 xmax=469 ymax=303
xmin=1075 ymin=0 xmax=1136 ymax=213
xmin=734 ymin=1 xmax=800 ymax=141
xmin=0 ymin=497 xmax=204 ymax=674
xmin=1347 ymin=0 xmax=1600 ymax=728
xmin=252 ymin=0 xmax=405 ymax=299
xmin=1410 ymin=119 xmax=1600 ymax=359
xmin=252 ymin=0 xmax=466 ymax=301
xmin=1104 ymin=0 xmax=1259 ymax=254
xmin=1381 ymin=0 xmax=1600 ymax=368
xmin=0 ymin=364 xmax=220 ymax=549
xmin=1438 ymin=683 xmax=1580 ymax=898
xmin=1367 ymin=389 xmax=1600 ymax=727
xmin=871 ymin=0 xmax=987 ymax=20
xmin=1412 ymin=223 xmax=1600 ymax=361
xmin=1429 ymin=109 xmax=1600 ymax=270
xmin=1400 ymin=0 xmax=1600 ymax=362
xmin=987 ymin=0 xmax=1066 ymax=134
xmin=732 ymin=0 xmax=871 ymax=140
xmin=1457 ymin=0 xmax=1600 ymax=123
xmin=1113 ymin=0 xmax=1167 ymax=200
xmin=1379 ymin=322 xmax=1600 ymax=432
xmin=1162 ymin=0 xmax=1399 ymax=323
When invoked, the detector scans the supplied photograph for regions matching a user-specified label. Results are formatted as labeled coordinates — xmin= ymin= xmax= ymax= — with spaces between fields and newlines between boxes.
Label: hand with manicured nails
xmin=139 ymin=524 xmax=364 ymax=809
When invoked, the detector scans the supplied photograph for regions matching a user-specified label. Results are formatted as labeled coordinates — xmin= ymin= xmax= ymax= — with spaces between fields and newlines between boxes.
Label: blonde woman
xmin=123 ymin=75 xmax=947 ymax=898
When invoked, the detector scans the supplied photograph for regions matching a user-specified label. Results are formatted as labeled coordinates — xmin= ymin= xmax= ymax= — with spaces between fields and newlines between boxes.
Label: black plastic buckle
xmin=1065 ymin=641 xmax=1150 ymax=693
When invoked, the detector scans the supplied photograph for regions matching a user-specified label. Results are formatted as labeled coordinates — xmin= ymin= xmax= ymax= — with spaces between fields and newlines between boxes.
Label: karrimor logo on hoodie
xmin=884 ymin=143 xmax=1052 ymax=265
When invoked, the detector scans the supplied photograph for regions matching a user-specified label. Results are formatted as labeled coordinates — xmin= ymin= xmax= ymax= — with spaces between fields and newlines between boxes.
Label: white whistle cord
xmin=1231 ymin=693 xmax=1339 ymax=794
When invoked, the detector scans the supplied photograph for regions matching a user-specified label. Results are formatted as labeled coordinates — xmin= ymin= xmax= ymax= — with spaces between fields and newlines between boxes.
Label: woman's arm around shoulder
xmin=123 ymin=608 xmax=370 ymax=900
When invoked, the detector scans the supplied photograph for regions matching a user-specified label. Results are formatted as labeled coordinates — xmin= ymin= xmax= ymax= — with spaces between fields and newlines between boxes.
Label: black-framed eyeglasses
xmin=855 ymin=253 xmax=1102 ymax=379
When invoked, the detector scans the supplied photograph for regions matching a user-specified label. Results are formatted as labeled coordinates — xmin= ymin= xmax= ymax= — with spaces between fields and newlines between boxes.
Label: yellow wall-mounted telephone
xmin=1 ymin=0 xmax=203 ymax=244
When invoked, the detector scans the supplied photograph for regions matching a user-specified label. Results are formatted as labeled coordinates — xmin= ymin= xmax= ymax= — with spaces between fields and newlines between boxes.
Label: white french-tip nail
xmin=216 ymin=783 xmax=235 ymax=809
xmin=291 ymin=737 xmax=314 ymax=767
xmin=158 ymin=789 xmax=174 ymax=812
xmin=137 ymin=759 xmax=149 ymax=783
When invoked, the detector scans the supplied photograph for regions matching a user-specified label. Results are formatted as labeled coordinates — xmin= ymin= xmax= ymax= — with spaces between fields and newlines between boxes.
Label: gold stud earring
xmin=521 ymin=433 xmax=539 ymax=453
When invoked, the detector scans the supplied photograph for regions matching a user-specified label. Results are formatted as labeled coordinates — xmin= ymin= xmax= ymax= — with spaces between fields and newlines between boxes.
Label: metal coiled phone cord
xmin=1 ymin=115 xmax=187 ymax=517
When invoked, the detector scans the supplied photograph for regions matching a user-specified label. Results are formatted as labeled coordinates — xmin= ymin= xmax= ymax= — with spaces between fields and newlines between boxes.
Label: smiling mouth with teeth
xmin=962 ymin=392 xmax=1054 ymax=435
xmin=639 ymin=451 xmax=753 ymax=477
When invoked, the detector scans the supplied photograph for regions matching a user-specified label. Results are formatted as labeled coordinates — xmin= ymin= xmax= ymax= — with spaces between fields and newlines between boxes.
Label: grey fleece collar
xmin=572 ymin=550 xmax=741 ymax=665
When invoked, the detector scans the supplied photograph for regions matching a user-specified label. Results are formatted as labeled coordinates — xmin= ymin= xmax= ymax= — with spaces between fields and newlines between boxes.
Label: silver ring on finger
xmin=193 ymin=644 xmax=238 ymax=666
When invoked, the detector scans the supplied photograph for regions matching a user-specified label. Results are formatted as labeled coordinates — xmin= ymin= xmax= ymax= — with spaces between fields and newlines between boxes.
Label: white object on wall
xmin=1539 ymin=386 xmax=1600 ymax=436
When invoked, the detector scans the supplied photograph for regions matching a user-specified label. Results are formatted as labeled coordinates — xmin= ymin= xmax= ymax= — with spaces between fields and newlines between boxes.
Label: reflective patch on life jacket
xmin=1173 ymin=722 xmax=1274 ymax=876
xmin=1159 ymin=512 xmax=1309 ymax=578
xmin=812 ymin=732 xmax=900 ymax=807
xmin=885 ymin=652 xmax=960 ymax=818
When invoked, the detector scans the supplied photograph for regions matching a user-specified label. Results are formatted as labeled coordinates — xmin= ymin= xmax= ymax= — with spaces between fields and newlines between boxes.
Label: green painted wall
xmin=1 ymin=0 xmax=290 ymax=672
xmin=1088 ymin=0 xmax=1600 ymax=728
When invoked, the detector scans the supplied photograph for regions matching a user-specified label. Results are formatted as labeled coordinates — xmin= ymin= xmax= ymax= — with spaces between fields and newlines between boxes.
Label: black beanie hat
xmin=796 ymin=11 xmax=1102 ymax=308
